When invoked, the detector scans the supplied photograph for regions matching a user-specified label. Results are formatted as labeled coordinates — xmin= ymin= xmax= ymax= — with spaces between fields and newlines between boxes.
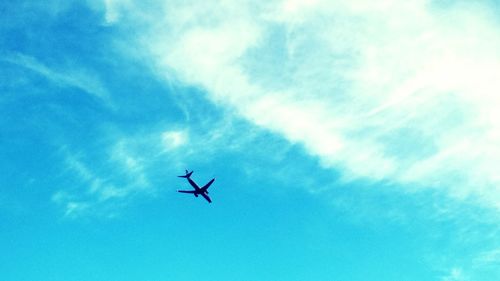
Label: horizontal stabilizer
xmin=178 ymin=170 xmax=193 ymax=178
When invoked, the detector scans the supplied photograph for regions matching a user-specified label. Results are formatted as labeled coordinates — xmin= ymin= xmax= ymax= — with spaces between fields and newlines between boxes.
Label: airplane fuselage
xmin=188 ymin=179 xmax=205 ymax=195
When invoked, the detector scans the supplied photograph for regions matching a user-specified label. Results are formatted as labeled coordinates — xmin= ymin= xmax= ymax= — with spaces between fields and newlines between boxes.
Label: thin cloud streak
xmin=4 ymin=53 xmax=110 ymax=102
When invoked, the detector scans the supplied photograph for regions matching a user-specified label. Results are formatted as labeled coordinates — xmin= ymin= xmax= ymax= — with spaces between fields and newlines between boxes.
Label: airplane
xmin=177 ymin=170 xmax=215 ymax=203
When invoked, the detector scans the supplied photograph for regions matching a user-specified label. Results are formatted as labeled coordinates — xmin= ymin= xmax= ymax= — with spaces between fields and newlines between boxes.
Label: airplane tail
xmin=178 ymin=170 xmax=193 ymax=178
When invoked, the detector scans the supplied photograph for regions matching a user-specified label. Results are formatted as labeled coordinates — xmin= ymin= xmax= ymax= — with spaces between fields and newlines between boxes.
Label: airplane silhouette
xmin=177 ymin=170 xmax=215 ymax=203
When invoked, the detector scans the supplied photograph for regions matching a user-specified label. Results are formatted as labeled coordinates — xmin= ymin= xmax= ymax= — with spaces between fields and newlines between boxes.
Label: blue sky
xmin=2 ymin=1 xmax=500 ymax=280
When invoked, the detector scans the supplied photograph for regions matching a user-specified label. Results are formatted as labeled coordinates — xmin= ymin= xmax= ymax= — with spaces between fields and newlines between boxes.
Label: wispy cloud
xmin=52 ymin=142 xmax=152 ymax=218
xmin=440 ymin=267 xmax=469 ymax=281
xmin=439 ymin=248 xmax=500 ymax=281
xmin=472 ymin=248 xmax=500 ymax=270
xmin=4 ymin=53 xmax=110 ymax=103
xmin=111 ymin=0 xmax=500 ymax=211
xmin=51 ymin=191 xmax=90 ymax=218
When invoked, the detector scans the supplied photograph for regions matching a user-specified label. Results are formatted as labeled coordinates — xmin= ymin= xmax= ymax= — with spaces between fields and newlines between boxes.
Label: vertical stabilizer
xmin=178 ymin=170 xmax=193 ymax=178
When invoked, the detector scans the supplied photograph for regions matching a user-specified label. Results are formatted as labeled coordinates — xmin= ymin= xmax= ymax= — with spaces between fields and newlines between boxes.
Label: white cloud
xmin=103 ymin=0 xmax=120 ymax=23
xmin=102 ymin=0 xmax=133 ymax=24
xmin=441 ymin=267 xmax=468 ymax=281
xmin=115 ymin=1 xmax=500 ymax=210
xmin=161 ymin=130 xmax=188 ymax=151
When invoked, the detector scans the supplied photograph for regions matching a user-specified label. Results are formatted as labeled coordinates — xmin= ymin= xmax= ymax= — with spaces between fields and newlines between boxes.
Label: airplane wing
xmin=187 ymin=178 xmax=200 ymax=190
xmin=201 ymin=178 xmax=215 ymax=191
xmin=178 ymin=190 xmax=196 ymax=194
xmin=201 ymin=193 xmax=212 ymax=203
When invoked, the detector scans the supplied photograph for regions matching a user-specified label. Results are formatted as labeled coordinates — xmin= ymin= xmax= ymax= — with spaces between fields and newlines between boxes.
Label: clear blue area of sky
xmin=1 ymin=2 xmax=499 ymax=281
